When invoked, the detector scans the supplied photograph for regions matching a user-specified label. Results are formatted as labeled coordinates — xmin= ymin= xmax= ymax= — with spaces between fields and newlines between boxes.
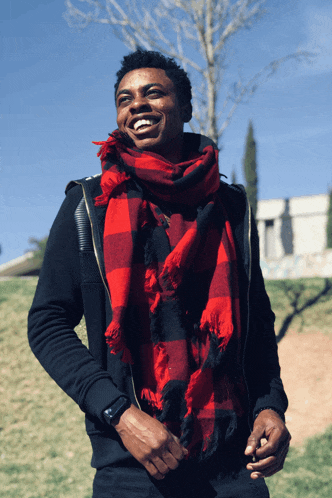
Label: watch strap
xmin=103 ymin=396 xmax=131 ymax=425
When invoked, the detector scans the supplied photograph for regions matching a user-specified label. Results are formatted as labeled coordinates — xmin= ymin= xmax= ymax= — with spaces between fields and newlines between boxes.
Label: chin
xmin=133 ymin=139 xmax=163 ymax=153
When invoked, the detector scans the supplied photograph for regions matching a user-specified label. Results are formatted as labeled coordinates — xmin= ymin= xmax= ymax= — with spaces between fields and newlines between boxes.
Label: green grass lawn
xmin=0 ymin=278 xmax=93 ymax=498
xmin=268 ymin=426 xmax=332 ymax=498
xmin=0 ymin=277 xmax=331 ymax=497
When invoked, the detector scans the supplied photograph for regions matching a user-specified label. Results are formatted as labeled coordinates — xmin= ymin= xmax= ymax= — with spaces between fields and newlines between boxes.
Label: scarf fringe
xmin=184 ymin=368 xmax=212 ymax=417
xmin=180 ymin=412 xmax=195 ymax=450
xmin=144 ymin=268 xmax=162 ymax=314
xmin=140 ymin=343 xmax=170 ymax=410
xmin=159 ymin=380 xmax=188 ymax=423
xmin=181 ymin=410 xmax=238 ymax=460
xmin=105 ymin=321 xmax=133 ymax=364
xmin=95 ymin=169 xmax=129 ymax=206
xmin=92 ymin=133 xmax=121 ymax=163
xmin=160 ymin=228 xmax=197 ymax=290
xmin=140 ymin=388 xmax=163 ymax=411
xmin=160 ymin=252 xmax=183 ymax=291
xmin=200 ymin=308 xmax=234 ymax=350
xmin=202 ymin=411 xmax=237 ymax=459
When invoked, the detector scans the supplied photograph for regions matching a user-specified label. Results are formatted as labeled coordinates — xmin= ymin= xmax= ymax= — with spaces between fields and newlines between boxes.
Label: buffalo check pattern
xmin=94 ymin=131 xmax=246 ymax=459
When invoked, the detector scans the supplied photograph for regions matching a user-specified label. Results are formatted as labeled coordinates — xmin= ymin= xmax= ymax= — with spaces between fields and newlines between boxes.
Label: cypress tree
xmin=231 ymin=168 xmax=237 ymax=184
xmin=243 ymin=120 xmax=258 ymax=218
xmin=327 ymin=188 xmax=332 ymax=248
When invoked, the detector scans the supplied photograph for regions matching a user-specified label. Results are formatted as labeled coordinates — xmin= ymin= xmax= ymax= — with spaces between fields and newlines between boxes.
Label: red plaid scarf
xmin=94 ymin=131 xmax=245 ymax=459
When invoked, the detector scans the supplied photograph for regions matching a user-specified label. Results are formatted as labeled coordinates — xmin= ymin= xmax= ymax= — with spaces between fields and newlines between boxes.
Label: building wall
xmin=291 ymin=195 xmax=328 ymax=255
xmin=257 ymin=193 xmax=330 ymax=278
xmin=260 ymin=250 xmax=332 ymax=280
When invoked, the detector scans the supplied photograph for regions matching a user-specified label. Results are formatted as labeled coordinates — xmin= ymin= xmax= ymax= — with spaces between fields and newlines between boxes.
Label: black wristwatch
xmin=103 ymin=396 xmax=131 ymax=425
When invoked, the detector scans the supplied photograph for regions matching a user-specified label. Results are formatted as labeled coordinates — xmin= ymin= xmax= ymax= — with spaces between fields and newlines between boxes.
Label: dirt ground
xmin=277 ymin=330 xmax=332 ymax=446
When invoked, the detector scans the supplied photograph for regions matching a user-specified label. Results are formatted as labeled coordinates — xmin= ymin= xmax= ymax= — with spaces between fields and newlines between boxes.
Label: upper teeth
xmin=134 ymin=119 xmax=156 ymax=131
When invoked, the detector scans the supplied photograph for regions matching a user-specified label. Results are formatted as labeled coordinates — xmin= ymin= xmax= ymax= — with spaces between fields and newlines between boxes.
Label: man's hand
xmin=244 ymin=409 xmax=291 ymax=480
xmin=112 ymin=404 xmax=188 ymax=480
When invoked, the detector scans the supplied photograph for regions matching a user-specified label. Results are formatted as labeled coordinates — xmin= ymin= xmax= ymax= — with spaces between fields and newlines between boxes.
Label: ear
xmin=180 ymin=103 xmax=192 ymax=123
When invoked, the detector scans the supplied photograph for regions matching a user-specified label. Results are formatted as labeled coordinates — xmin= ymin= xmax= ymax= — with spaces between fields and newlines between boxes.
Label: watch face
xmin=104 ymin=397 xmax=130 ymax=421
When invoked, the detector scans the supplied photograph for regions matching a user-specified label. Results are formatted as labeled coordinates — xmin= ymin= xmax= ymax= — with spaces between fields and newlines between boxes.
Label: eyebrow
xmin=116 ymin=83 xmax=165 ymax=99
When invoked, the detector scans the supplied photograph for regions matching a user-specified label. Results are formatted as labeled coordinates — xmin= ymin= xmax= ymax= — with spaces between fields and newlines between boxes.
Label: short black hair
xmin=115 ymin=49 xmax=192 ymax=111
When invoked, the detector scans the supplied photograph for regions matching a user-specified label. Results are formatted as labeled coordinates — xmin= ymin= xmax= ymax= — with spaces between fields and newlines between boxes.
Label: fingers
xmin=168 ymin=434 xmax=188 ymax=461
xmin=145 ymin=460 xmax=166 ymax=480
xmin=145 ymin=438 xmax=187 ymax=480
xmin=151 ymin=433 xmax=187 ymax=477
xmin=246 ymin=434 xmax=291 ymax=479
xmin=244 ymin=434 xmax=261 ymax=456
xmin=137 ymin=427 xmax=187 ymax=479
xmin=114 ymin=405 xmax=188 ymax=479
xmin=256 ymin=430 xmax=290 ymax=460
xmin=150 ymin=456 xmax=170 ymax=480
xmin=244 ymin=410 xmax=291 ymax=479
xmin=244 ymin=419 xmax=268 ymax=456
xmin=161 ymin=447 xmax=182 ymax=470
xmin=247 ymin=445 xmax=289 ymax=479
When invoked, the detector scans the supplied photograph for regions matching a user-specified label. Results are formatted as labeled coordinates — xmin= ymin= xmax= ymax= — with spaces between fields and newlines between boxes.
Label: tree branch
xmin=276 ymin=279 xmax=332 ymax=343
xmin=64 ymin=0 xmax=315 ymax=145
xmin=218 ymin=51 xmax=313 ymax=139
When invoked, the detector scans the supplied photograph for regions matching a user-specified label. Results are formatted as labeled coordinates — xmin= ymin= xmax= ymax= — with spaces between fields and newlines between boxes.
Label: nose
xmin=129 ymin=94 xmax=151 ymax=114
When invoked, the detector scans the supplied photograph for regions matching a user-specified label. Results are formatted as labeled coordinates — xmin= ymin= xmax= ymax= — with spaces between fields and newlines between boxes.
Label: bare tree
xmin=63 ymin=0 xmax=311 ymax=145
xmin=275 ymin=279 xmax=332 ymax=343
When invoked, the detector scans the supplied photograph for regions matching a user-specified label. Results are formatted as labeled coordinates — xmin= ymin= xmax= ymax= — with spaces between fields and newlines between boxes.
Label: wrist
xmin=254 ymin=407 xmax=284 ymax=421
xmin=103 ymin=396 xmax=131 ymax=427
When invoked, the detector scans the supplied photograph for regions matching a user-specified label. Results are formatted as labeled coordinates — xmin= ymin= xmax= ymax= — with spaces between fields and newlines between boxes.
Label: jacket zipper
xmin=76 ymin=181 xmax=142 ymax=411
xmin=242 ymin=195 xmax=252 ymax=428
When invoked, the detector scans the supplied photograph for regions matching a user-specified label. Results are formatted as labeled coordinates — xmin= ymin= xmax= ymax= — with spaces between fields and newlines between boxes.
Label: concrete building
xmin=257 ymin=193 xmax=332 ymax=279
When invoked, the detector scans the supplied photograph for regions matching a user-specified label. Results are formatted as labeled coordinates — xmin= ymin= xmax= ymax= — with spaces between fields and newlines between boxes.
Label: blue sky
xmin=1 ymin=0 xmax=332 ymax=265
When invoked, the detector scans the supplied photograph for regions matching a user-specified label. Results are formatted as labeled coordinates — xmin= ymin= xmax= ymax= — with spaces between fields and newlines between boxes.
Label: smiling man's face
xmin=116 ymin=67 xmax=190 ymax=163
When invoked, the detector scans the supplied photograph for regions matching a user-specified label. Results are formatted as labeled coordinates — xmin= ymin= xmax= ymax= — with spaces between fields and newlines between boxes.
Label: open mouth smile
xmin=132 ymin=118 xmax=159 ymax=131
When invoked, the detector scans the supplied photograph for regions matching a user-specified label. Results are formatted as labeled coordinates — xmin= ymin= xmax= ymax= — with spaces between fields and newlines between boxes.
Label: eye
xmin=146 ymin=89 xmax=164 ymax=98
xmin=117 ymin=94 xmax=131 ymax=106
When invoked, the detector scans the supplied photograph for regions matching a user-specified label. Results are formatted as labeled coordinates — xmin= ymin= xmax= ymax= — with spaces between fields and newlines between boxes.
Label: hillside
xmin=1 ymin=276 xmax=332 ymax=498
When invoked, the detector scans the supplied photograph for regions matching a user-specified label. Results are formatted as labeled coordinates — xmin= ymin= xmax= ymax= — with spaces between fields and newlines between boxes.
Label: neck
xmin=149 ymin=134 xmax=185 ymax=164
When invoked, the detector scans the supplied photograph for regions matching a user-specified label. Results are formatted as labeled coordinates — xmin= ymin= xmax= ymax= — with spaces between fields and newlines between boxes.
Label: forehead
xmin=116 ymin=67 xmax=176 ymax=95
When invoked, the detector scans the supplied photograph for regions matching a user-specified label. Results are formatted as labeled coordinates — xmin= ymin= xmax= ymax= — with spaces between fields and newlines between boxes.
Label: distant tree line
xmin=28 ymin=236 xmax=48 ymax=268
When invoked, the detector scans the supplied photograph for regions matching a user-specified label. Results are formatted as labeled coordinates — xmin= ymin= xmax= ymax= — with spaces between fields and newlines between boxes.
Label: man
xmin=28 ymin=49 xmax=290 ymax=498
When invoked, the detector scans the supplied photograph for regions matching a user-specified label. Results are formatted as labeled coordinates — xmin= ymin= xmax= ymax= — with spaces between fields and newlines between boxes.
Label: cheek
xmin=162 ymin=103 xmax=179 ymax=121
xmin=158 ymin=101 xmax=168 ymax=111
xmin=168 ymin=109 xmax=183 ymax=129
xmin=116 ymin=116 xmax=125 ymax=130
xmin=116 ymin=107 xmax=127 ymax=127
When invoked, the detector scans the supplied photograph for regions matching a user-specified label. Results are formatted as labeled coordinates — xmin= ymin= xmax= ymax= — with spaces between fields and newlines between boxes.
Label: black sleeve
xmin=246 ymin=213 xmax=288 ymax=422
xmin=27 ymin=185 xmax=126 ymax=424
